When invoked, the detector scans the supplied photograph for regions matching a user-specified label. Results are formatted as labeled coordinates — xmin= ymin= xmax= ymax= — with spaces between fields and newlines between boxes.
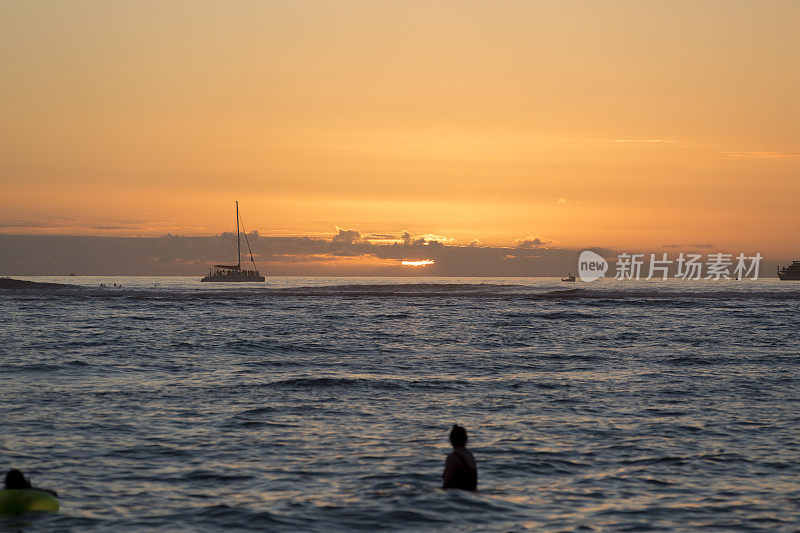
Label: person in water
xmin=442 ymin=424 xmax=477 ymax=491
xmin=4 ymin=469 xmax=57 ymax=496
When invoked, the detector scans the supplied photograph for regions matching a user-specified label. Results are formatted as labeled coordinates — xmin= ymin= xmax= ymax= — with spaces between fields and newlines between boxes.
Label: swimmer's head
xmin=449 ymin=424 xmax=468 ymax=447
xmin=4 ymin=469 xmax=29 ymax=490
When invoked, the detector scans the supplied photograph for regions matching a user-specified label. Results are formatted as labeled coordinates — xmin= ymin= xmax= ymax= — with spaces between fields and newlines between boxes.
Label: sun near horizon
xmin=1 ymin=1 xmax=799 ymax=259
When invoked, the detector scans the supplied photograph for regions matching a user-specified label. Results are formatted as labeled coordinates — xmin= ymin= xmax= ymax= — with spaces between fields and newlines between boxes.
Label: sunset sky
xmin=2 ymin=1 xmax=799 ymax=258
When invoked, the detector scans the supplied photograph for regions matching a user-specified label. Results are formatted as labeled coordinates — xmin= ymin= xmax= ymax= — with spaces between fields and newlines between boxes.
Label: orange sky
xmin=1 ymin=1 xmax=798 ymax=257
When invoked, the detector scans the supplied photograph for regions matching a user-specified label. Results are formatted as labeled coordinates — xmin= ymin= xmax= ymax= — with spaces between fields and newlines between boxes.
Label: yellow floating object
xmin=0 ymin=489 xmax=59 ymax=516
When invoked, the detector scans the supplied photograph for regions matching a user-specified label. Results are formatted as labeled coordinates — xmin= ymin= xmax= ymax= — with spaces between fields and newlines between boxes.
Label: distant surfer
xmin=442 ymin=425 xmax=477 ymax=491
xmin=4 ymin=469 xmax=57 ymax=497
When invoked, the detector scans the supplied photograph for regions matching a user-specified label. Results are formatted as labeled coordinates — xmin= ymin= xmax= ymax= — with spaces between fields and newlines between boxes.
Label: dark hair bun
xmin=449 ymin=424 xmax=468 ymax=447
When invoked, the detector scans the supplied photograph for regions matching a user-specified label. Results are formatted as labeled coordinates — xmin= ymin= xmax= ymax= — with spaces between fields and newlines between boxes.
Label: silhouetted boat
xmin=201 ymin=201 xmax=265 ymax=282
xmin=777 ymin=261 xmax=800 ymax=280
xmin=561 ymin=273 xmax=576 ymax=282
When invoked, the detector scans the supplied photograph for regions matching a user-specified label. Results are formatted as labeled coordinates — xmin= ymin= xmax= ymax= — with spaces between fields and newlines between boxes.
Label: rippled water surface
xmin=1 ymin=277 xmax=799 ymax=531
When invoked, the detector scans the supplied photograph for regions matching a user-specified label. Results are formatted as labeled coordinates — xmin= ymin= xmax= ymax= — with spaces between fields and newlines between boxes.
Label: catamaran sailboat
xmin=201 ymin=201 xmax=265 ymax=282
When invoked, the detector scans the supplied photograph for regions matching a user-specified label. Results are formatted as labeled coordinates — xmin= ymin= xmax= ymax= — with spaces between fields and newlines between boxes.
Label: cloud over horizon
xmin=0 ymin=228 xmax=610 ymax=277
xmin=513 ymin=236 xmax=553 ymax=249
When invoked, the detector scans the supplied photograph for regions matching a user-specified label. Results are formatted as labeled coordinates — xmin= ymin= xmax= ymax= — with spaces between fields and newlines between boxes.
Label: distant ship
xmin=201 ymin=201 xmax=265 ymax=282
xmin=777 ymin=261 xmax=800 ymax=281
xmin=561 ymin=272 xmax=576 ymax=282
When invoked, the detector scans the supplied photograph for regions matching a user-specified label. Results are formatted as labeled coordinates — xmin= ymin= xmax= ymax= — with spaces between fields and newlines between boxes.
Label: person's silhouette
xmin=442 ymin=425 xmax=477 ymax=491
xmin=4 ymin=470 xmax=31 ymax=490
xmin=4 ymin=469 xmax=57 ymax=496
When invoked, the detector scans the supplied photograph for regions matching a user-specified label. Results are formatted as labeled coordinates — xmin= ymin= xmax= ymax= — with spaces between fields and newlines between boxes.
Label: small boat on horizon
xmin=201 ymin=201 xmax=265 ymax=282
xmin=777 ymin=261 xmax=800 ymax=281
xmin=561 ymin=273 xmax=576 ymax=282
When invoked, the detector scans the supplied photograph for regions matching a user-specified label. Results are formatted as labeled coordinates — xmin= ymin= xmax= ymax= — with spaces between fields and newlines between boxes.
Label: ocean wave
xmin=501 ymin=310 xmax=603 ymax=319
xmin=536 ymin=288 xmax=800 ymax=301
xmin=270 ymin=376 xmax=409 ymax=391
xmin=0 ymin=360 xmax=89 ymax=372
xmin=5 ymin=282 xmax=800 ymax=302
xmin=128 ymin=505 xmax=290 ymax=531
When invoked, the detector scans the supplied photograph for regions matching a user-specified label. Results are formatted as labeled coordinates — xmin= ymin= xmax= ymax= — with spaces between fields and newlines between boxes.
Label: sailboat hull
xmin=201 ymin=274 xmax=265 ymax=282
xmin=201 ymin=201 xmax=266 ymax=282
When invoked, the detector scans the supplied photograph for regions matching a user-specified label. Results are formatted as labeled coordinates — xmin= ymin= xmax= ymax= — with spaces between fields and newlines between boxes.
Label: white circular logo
xmin=578 ymin=250 xmax=608 ymax=282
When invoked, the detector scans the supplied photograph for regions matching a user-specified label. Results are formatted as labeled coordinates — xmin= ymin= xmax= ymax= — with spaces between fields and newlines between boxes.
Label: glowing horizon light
xmin=402 ymin=260 xmax=435 ymax=266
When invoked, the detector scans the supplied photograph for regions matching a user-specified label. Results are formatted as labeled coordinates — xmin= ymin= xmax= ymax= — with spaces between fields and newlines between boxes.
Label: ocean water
xmin=1 ymin=276 xmax=799 ymax=532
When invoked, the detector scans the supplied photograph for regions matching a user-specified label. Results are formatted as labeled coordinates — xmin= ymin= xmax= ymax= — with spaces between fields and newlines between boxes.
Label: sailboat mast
xmin=236 ymin=200 xmax=241 ymax=269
